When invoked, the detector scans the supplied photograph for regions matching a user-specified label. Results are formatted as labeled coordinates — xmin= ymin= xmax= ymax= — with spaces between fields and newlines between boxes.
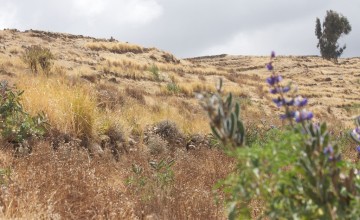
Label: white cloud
xmin=72 ymin=0 xmax=107 ymax=16
xmin=117 ymin=0 xmax=163 ymax=26
xmin=201 ymin=14 xmax=332 ymax=57
xmin=0 ymin=3 xmax=18 ymax=29
xmin=71 ymin=0 xmax=163 ymax=27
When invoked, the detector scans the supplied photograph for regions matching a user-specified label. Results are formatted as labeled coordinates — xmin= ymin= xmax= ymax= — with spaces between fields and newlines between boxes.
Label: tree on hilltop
xmin=315 ymin=10 xmax=351 ymax=62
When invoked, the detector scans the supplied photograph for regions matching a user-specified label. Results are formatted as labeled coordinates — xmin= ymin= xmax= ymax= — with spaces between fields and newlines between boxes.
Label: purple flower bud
xmin=272 ymin=97 xmax=294 ymax=107
xmin=323 ymin=145 xmax=334 ymax=154
xmin=273 ymin=97 xmax=284 ymax=107
xmin=351 ymin=128 xmax=360 ymax=141
xmin=295 ymin=110 xmax=313 ymax=123
xmin=356 ymin=127 xmax=360 ymax=135
xmin=270 ymin=86 xmax=291 ymax=94
xmin=286 ymin=99 xmax=294 ymax=106
xmin=271 ymin=51 xmax=276 ymax=58
xmin=266 ymin=75 xmax=282 ymax=86
xmin=266 ymin=63 xmax=274 ymax=71
xmin=280 ymin=111 xmax=296 ymax=120
xmin=282 ymin=86 xmax=290 ymax=93
xmin=270 ymin=88 xmax=277 ymax=94
xmin=294 ymin=96 xmax=308 ymax=107
xmin=357 ymin=146 xmax=360 ymax=153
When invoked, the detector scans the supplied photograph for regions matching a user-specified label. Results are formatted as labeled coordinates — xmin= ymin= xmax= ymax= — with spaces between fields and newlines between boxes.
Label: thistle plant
xmin=197 ymin=78 xmax=245 ymax=148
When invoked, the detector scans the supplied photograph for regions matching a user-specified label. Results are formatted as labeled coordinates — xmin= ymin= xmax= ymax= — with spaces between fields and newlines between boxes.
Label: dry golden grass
xmin=0 ymin=139 xmax=232 ymax=219
xmin=15 ymin=74 xmax=99 ymax=138
xmin=86 ymin=41 xmax=144 ymax=54
xmin=0 ymin=142 xmax=137 ymax=219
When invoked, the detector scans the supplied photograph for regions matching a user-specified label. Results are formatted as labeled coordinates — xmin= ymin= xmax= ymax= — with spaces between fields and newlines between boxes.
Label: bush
xmin=22 ymin=45 xmax=54 ymax=75
xmin=103 ymin=123 xmax=127 ymax=160
xmin=154 ymin=120 xmax=184 ymax=149
xmin=146 ymin=134 xmax=168 ymax=155
xmin=315 ymin=10 xmax=352 ymax=62
xmin=0 ymin=80 xmax=47 ymax=146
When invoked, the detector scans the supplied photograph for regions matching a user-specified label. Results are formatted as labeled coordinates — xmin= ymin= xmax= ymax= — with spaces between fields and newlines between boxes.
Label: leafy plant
xmin=197 ymin=78 xmax=245 ymax=148
xmin=0 ymin=80 xmax=48 ymax=145
xmin=149 ymin=157 xmax=175 ymax=189
xmin=126 ymin=157 xmax=175 ymax=197
xmin=22 ymin=45 xmax=54 ymax=75
xmin=315 ymin=10 xmax=352 ymax=62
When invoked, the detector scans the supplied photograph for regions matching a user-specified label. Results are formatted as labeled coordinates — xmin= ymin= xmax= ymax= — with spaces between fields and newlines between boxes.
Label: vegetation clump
xmin=22 ymin=45 xmax=54 ymax=75
xmin=0 ymin=80 xmax=47 ymax=148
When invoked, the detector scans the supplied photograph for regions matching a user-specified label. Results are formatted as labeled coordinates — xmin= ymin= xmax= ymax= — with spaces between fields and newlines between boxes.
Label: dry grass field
xmin=0 ymin=29 xmax=359 ymax=219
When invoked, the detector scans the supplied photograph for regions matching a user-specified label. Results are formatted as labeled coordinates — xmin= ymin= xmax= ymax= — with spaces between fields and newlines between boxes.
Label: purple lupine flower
xmin=357 ymin=146 xmax=360 ymax=153
xmin=273 ymin=97 xmax=284 ymax=107
xmin=266 ymin=63 xmax=274 ymax=71
xmin=282 ymin=86 xmax=290 ymax=93
xmin=351 ymin=127 xmax=360 ymax=142
xmin=286 ymin=99 xmax=294 ymax=106
xmin=266 ymin=75 xmax=282 ymax=86
xmin=294 ymin=96 xmax=308 ymax=107
xmin=295 ymin=110 xmax=313 ymax=123
xmin=270 ymin=88 xmax=278 ymax=94
xmin=271 ymin=51 xmax=276 ymax=58
xmin=280 ymin=111 xmax=296 ymax=120
xmin=273 ymin=98 xmax=294 ymax=107
xmin=270 ymin=86 xmax=290 ymax=94
xmin=323 ymin=145 xmax=334 ymax=154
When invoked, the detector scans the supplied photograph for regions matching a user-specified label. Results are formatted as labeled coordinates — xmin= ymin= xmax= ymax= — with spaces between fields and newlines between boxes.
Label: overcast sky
xmin=0 ymin=1 xmax=359 ymax=58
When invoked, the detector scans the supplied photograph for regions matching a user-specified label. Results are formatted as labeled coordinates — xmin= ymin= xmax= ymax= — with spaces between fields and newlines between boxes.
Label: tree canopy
xmin=315 ymin=10 xmax=351 ymax=62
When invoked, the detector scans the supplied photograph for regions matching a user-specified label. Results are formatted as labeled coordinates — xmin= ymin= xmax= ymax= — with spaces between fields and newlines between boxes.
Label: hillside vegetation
xmin=0 ymin=29 xmax=359 ymax=219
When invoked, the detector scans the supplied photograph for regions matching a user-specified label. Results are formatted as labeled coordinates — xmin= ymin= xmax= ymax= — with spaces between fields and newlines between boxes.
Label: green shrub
xmin=22 ymin=45 xmax=54 ymax=75
xmin=0 ymin=80 xmax=48 ymax=145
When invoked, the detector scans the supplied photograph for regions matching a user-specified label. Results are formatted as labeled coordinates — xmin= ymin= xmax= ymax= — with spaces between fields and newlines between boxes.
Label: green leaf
xmin=235 ymin=102 xmax=240 ymax=118
xmin=323 ymin=133 xmax=329 ymax=148
xmin=320 ymin=122 xmax=327 ymax=135
xmin=356 ymin=116 xmax=360 ymax=127
xmin=226 ymin=93 xmax=233 ymax=110
xmin=211 ymin=125 xmax=222 ymax=141
xmin=230 ymin=113 xmax=235 ymax=138
xmin=217 ymin=78 xmax=223 ymax=93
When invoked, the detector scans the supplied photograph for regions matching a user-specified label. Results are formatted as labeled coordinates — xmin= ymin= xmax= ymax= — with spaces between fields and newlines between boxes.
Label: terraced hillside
xmin=188 ymin=54 xmax=360 ymax=129
xmin=0 ymin=29 xmax=359 ymax=219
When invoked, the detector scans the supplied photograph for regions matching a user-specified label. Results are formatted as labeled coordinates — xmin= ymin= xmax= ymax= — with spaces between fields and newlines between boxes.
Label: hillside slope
xmin=0 ymin=29 xmax=359 ymax=219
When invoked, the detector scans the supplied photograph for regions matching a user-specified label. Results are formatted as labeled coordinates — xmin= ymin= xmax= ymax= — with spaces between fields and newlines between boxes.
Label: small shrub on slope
xmin=0 ymin=80 xmax=47 ymax=147
xmin=22 ymin=45 xmax=54 ymax=75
